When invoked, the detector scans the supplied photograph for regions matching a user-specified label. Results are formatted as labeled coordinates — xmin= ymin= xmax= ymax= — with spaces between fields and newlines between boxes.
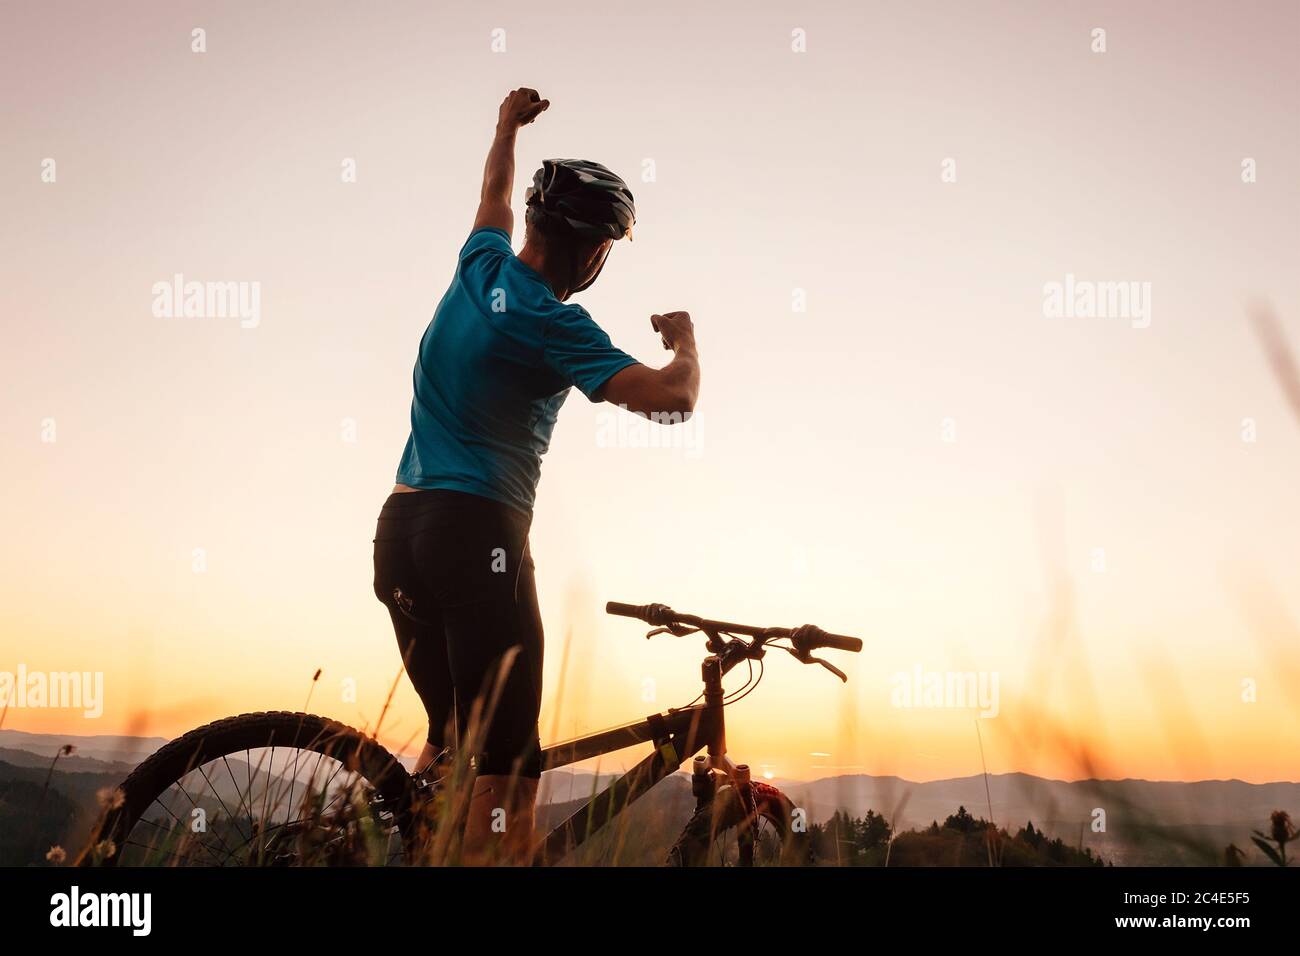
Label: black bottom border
xmin=6 ymin=865 xmax=1292 ymax=941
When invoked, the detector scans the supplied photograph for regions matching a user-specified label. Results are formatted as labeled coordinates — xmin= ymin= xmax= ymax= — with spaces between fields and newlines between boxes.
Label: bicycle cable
xmin=722 ymin=655 xmax=765 ymax=706
xmin=671 ymin=636 xmax=768 ymax=712
xmin=721 ymin=658 xmax=756 ymax=703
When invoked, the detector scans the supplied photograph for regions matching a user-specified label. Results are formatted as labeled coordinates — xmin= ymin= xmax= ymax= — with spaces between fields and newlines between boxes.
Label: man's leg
xmin=463 ymin=773 xmax=539 ymax=864
xmin=374 ymin=537 xmax=456 ymax=774
xmin=444 ymin=548 xmax=544 ymax=864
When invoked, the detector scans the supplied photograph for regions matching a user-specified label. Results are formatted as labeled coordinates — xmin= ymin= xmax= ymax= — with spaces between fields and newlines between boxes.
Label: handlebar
xmin=605 ymin=601 xmax=864 ymax=654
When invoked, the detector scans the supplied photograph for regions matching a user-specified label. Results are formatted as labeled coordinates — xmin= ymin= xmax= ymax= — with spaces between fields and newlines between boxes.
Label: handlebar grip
xmin=606 ymin=602 xmax=676 ymax=626
xmin=819 ymin=633 xmax=864 ymax=653
xmin=606 ymin=602 xmax=645 ymax=620
xmin=793 ymin=625 xmax=863 ymax=653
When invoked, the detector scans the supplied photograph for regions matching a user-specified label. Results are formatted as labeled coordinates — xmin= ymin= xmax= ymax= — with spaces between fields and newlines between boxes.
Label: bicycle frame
xmin=537 ymin=655 xmax=738 ymax=864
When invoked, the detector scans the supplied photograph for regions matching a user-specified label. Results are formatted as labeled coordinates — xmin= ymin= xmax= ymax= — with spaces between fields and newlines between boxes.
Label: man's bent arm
xmin=599 ymin=347 xmax=700 ymax=419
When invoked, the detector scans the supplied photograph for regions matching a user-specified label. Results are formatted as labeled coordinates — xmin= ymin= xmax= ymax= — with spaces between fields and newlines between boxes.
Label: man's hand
xmin=651 ymin=311 xmax=696 ymax=352
xmin=497 ymin=88 xmax=550 ymax=132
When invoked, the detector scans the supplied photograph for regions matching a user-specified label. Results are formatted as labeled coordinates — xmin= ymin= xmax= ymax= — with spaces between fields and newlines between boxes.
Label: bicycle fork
xmin=693 ymin=656 xmax=760 ymax=863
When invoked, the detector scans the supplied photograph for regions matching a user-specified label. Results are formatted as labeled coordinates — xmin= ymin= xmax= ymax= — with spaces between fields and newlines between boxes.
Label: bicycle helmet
xmin=525 ymin=159 xmax=636 ymax=242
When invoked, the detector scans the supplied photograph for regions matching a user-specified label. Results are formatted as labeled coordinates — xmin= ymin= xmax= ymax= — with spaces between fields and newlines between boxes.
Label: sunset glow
xmin=2 ymin=0 xmax=1298 ymax=791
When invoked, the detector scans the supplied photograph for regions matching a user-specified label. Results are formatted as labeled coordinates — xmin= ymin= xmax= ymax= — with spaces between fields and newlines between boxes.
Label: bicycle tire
xmin=667 ymin=781 xmax=809 ymax=867
xmin=83 ymin=711 xmax=415 ymax=867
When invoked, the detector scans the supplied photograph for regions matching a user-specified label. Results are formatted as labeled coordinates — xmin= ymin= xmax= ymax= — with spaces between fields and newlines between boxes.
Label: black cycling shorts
xmin=372 ymin=489 xmax=543 ymax=778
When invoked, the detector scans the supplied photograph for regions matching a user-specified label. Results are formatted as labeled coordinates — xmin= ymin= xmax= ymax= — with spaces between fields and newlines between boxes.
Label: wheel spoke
xmin=316 ymin=760 xmax=352 ymax=815
xmin=319 ymin=769 xmax=360 ymax=817
xmin=168 ymin=770 xmax=239 ymax=859
xmin=198 ymin=762 xmax=251 ymax=844
xmin=261 ymin=746 xmax=276 ymax=834
xmin=142 ymin=797 xmax=228 ymax=865
xmin=222 ymin=753 xmax=259 ymax=842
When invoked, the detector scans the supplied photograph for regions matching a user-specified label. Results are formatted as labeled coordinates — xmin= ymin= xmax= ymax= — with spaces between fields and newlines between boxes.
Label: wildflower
xmin=1270 ymin=810 xmax=1295 ymax=846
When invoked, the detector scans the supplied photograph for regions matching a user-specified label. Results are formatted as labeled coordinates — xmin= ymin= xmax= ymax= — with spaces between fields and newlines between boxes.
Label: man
xmin=372 ymin=88 xmax=700 ymax=862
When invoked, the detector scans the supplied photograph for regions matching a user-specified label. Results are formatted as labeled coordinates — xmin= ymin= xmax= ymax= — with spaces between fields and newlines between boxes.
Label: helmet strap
xmin=569 ymin=240 xmax=611 ymax=295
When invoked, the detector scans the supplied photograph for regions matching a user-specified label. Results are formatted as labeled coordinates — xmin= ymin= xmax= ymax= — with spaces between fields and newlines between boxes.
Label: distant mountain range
xmin=0 ymin=729 xmax=167 ymax=766
xmin=3 ymin=729 xmax=1294 ymax=865
xmin=778 ymin=772 xmax=1300 ymax=865
xmin=0 ymin=746 xmax=138 ymax=776
xmin=779 ymin=771 xmax=1300 ymax=829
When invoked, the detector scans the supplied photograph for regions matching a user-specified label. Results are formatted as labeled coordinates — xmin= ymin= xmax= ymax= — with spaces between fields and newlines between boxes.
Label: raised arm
xmin=473 ymin=88 xmax=550 ymax=237
xmin=599 ymin=312 xmax=700 ymax=418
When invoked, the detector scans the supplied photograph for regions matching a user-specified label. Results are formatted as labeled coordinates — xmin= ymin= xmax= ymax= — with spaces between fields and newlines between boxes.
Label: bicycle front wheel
xmin=667 ymin=781 xmax=809 ymax=866
xmin=84 ymin=711 xmax=415 ymax=867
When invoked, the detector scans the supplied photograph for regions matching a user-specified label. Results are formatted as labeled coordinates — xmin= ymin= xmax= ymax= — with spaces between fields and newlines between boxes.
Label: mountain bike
xmin=84 ymin=601 xmax=862 ymax=867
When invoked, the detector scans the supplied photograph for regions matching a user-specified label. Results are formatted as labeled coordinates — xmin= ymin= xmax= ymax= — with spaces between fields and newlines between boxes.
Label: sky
xmin=2 ymin=0 xmax=1298 ymax=785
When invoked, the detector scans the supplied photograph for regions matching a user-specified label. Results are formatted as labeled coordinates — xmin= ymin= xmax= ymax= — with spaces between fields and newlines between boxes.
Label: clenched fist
xmin=651 ymin=311 xmax=696 ymax=353
xmin=497 ymin=88 xmax=549 ymax=132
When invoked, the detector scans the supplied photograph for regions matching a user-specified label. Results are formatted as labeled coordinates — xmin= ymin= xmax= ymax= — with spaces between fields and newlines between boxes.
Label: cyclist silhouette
xmin=373 ymin=88 xmax=700 ymax=861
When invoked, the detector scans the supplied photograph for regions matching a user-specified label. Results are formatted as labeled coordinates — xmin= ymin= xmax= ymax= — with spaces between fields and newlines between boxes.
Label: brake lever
xmin=646 ymin=624 xmax=699 ymax=639
xmin=812 ymin=656 xmax=848 ymax=682
xmin=787 ymin=646 xmax=848 ymax=682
